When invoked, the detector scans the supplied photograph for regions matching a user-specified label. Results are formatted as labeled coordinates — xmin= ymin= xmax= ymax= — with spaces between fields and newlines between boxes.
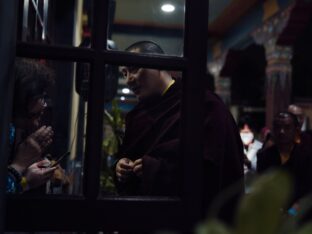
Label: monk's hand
xmin=133 ymin=158 xmax=143 ymax=178
xmin=116 ymin=158 xmax=134 ymax=182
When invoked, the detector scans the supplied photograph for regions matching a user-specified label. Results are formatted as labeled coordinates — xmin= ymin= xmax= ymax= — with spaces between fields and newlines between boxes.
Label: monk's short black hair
xmin=274 ymin=111 xmax=300 ymax=128
xmin=125 ymin=41 xmax=165 ymax=55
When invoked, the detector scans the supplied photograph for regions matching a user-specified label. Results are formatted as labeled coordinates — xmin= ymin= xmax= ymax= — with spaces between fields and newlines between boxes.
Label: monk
xmin=288 ymin=104 xmax=312 ymax=148
xmin=114 ymin=41 xmax=244 ymax=222
xmin=257 ymin=112 xmax=312 ymax=203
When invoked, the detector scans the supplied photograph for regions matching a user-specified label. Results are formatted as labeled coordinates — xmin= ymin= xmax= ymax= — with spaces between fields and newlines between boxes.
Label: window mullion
xmin=83 ymin=0 xmax=110 ymax=200
xmin=181 ymin=0 xmax=209 ymax=224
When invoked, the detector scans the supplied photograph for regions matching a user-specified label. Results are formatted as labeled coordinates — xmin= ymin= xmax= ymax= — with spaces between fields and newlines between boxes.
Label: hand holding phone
xmin=49 ymin=151 xmax=70 ymax=168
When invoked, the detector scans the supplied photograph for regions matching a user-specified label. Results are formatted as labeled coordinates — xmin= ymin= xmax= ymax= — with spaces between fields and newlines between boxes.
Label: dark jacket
xmin=257 ymin=144 xmax=312 ymax=203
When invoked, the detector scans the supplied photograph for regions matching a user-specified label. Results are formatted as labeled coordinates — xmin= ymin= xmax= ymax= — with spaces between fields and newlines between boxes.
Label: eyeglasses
xmin=27 ymin=96 xmax=48 ymax=120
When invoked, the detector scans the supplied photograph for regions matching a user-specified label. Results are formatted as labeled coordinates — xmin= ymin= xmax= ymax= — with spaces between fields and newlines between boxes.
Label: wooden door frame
xmin=3 ymin=0 xmax=209 ymax=232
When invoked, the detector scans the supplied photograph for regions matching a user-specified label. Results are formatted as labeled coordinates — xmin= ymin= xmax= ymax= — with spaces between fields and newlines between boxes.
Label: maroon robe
xmin=202 ymin=88 xmax=244 ymax=221
xmin=115 ymin=80 xmax=244 ymax=221
xmin=116 ymin=80 xmax=182 ymax=196
xmin=300 ymin=130 xmax=312 ymax=150
xmin=257 ymin=144 xmax=312 ymax=203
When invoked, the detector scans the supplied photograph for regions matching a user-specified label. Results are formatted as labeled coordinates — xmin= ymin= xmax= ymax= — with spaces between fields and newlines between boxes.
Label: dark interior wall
xmin=230 ymin=44 xmax=266 ymax=106
xmin=292 ymin=18 xmax=312 ymax=100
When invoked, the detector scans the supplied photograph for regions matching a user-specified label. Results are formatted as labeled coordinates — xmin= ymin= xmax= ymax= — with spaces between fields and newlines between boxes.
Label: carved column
xmin=265 ymin=40 xmax=292 ymax=128
xmin=252 ymin=7 xmax=293 ymax=128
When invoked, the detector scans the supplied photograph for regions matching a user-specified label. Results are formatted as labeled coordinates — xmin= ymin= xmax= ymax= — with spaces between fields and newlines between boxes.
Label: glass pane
xmin=108 ymin=0 xmax=185 ymax=56
xmin=99 ymin=63 xmax=183 ymax=197
xmin=18 ymin=0 xmax=185 ymax=54
xmin=18 ymin=0 xmax=91 ymax=47
xmin=7 ymin=58 xmax=91 ymax=197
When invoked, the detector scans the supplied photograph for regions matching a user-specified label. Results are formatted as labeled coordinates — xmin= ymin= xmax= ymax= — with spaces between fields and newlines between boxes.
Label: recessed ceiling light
xmin=122 ymin=88 xmax=130 ymax=94
xmin=161 ymin=4 xmax=175 ymax=13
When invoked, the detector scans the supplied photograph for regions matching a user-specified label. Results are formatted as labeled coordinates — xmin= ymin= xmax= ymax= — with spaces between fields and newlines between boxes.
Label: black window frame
xmin=2 ymin=0 xmax=209 ymax=232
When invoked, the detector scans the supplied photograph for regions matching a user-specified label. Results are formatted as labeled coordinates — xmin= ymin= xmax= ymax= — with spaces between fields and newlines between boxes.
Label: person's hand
xmin=24 ymin=159 xmax=56 ymax=191
xmin=116 ymin=158 xmax=134 ymax=182
xmin=133 ymin=158 xmax=143 ymax=178
xmin=11 ymin=134 xmax=42 ymax=174
xmin=32 ymin=125 xmax=54 ymax=150
xmin=51 ymin=164 xmax=69 ymax=186
xmin=11 ymin=126 xmax=54 ymax=174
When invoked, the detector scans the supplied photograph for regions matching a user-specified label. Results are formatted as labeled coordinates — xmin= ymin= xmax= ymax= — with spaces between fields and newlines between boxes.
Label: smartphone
xmin=50 ymin=151 xmax=70 ymax=167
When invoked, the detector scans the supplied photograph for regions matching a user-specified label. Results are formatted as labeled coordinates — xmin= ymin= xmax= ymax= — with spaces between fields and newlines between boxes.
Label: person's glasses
xmin=38 ymin=97 xmax=47 ymax=108
xmin=27 ymin=96 xmax=48 ymax=119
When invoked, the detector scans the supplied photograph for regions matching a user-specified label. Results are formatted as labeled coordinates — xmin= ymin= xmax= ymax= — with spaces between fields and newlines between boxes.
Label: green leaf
xmin=296 ymin=223 xmax=312 ymax=234
xmin=196 ymin=220 xmax=231 ymax=234
xmin=104 ymin=109 xmax=114 ymax=126
xmin=234 ymin=171 xmax=292 ymax=234
xmin=103 ymin=99 xmax=125 ymax=156
xmin=295 ymin=195 xmax=312 ymax=222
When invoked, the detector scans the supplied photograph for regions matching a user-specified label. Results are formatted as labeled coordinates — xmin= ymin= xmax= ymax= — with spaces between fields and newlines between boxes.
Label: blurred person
xmin=288 ymin=104 xmax=309 ymax=132
xmin=6 ymin=59 xmax=63 ymax=193
xmin=238 ymin=115 xmax=262 ymax=173
xmin=257 ymin=112 xmax=312 ymax=204
xmin=114 ymin=41 xmax=244 ymax=223
xmin=288 ymin=104 xmax=312 ymax=148
xmin=238 ymin=116 xmax=262 ymax=192
xmin=11 ymin=59 xmax=54 ymax=159
xmin=11 ymin=59 xmax=54 ymax=141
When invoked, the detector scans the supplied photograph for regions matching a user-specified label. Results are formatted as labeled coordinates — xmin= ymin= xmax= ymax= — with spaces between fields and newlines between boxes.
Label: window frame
xmin=3 ymin=0 xmax=209 ymax=232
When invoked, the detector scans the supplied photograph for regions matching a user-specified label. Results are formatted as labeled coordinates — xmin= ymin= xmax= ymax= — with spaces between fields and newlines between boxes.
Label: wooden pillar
xmin=208 ymin=54 xmax=231 ymax=106
xmin=252 ymin=7 xmax=293 ymax=128
xmin=265 ymin=41 xmax=292 ymax=128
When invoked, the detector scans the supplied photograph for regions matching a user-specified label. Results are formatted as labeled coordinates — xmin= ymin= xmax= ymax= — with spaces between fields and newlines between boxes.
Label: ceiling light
xmin=120 ymin=96 xmax=126 ymax=101
xmin=122 ymin=88 xmax=130 ymax=94
xmin=161 ymin=4 xmax=175 ymax=13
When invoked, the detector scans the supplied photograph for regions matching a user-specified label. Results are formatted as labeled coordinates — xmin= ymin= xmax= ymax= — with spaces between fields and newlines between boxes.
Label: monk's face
xmin=273 ymin=115 xmax=297 ymax=145
xmin=120 ymin=66 xmax=164 ymax=101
